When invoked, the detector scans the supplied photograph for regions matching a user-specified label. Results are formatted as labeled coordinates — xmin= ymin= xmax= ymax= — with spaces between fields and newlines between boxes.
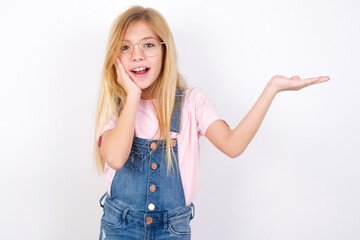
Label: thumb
xmin=291 ymin=75 xmax=301 ymax=80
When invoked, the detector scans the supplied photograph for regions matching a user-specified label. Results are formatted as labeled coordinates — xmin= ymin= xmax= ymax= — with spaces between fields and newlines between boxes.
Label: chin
xmin=134 ymin=79 xmax=156 ymax=89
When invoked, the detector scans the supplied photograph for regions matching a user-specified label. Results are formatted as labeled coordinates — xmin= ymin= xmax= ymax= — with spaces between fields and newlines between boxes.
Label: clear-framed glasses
xmin=119 ymin=37 xmax=165 ymax=58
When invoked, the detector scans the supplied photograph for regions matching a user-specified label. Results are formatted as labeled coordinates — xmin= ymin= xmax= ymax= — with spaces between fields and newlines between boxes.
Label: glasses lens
xmin=119 ymin=42 xmax=132 ymax=57
xmin=119 ymin=38 xmax=162 ymax=58
xmin=141 ymin=38 xmax=160 ymax=57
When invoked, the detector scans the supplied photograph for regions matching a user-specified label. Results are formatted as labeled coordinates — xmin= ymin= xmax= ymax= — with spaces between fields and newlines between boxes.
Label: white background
xmin=1 ymin=0 xmax=359 ymax=239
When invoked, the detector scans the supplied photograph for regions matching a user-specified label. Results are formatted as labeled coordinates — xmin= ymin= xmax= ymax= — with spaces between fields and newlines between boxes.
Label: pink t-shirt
xmin=99 ymin=87 xmax=228 ymax=206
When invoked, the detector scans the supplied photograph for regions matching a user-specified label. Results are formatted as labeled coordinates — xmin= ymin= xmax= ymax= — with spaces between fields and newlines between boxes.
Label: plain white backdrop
xmin=1 ymin=0 xmax=359 ymax=239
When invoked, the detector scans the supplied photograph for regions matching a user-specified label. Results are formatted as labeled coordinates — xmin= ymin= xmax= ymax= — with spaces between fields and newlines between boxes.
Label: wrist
xmin=265 ymin=80 xmax=279 ymax=96
xmin=127 ymin=92 xmax=141 ymax=102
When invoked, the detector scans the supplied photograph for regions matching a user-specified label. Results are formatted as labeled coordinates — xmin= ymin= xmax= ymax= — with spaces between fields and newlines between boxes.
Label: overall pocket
xmin=168 ymin=211 xmax=192 ymax=236
xmin=124 ymin=150 xmax=144 ymax=173
xmin=101 ymin=204 xmax=125 ymax=228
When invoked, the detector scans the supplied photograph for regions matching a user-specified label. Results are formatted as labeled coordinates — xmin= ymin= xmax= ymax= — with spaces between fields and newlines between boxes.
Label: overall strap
xmin=170 ymin=89 xmax=185 ymax=133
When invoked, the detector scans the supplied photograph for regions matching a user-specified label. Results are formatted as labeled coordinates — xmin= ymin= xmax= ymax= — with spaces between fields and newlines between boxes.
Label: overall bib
xmin=98 ymin=89 xmax=195 ymax=240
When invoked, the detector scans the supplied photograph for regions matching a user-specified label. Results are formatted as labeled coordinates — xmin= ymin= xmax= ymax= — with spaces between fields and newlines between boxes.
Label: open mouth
xmin=130 ymin=67 xmax=150 ymax=78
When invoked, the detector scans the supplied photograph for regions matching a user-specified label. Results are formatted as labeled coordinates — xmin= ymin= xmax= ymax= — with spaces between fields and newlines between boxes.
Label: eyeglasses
xmin=119 ymin=38 xmax=165 ymax=58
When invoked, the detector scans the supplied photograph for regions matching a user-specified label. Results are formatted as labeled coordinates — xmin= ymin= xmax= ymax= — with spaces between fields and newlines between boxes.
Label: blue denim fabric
xmin=99 ymin=89 xmax=195 ymax=239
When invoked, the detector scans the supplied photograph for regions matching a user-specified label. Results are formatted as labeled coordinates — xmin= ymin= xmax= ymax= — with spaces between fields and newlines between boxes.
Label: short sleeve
xmin=98 ymin=114 xmax=118 ymax=148
xmin=192 ymin=88 xmax=228 ymax=136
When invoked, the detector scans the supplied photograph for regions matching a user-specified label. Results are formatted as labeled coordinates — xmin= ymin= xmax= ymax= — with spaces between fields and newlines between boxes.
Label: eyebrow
xmin=122 ymin=36 xmax=157 ymax=42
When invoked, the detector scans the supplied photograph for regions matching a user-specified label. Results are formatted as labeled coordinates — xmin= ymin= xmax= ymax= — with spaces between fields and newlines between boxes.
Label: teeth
xmin=133 ymin=67 xmax=146 ymax=72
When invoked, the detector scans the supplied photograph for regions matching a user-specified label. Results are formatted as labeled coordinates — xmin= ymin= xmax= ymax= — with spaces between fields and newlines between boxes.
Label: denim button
xmin=149 ymin=185 xmax=156 ymax=192
xmin=150 ymin=143 xmax=157 ymax=150
xmin=148 ymin=203 xmax=155 ymax=211
xmin=146 ymin=217 xmax=153 ymax=223
xmin=171 ymin=139 xmax=177 ymax=146
xmin=151 ymin=163 xmax=157 ymax=170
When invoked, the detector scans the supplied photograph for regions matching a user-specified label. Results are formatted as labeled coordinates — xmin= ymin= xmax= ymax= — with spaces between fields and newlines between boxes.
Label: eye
xmin=121 ymin=44 xmax=131 ymax=51
xmin=144 ymin=43 xmax=155 ymax=48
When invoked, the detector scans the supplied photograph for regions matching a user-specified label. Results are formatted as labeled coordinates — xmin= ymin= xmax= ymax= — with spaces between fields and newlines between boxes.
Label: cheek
xmin=149 ymin=58 xmax=162 ymax=80
xmin=120 ymin=58 xmax=130 ymax=68
xmin=154 ymin=56 xmax=163 ymax=71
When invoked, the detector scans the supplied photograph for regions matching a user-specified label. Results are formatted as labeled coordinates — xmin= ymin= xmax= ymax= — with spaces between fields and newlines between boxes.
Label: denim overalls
xmin=98 ymin=89 xmax=195 ymax=240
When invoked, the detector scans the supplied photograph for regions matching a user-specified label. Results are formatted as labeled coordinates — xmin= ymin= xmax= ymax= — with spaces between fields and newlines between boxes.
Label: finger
xmin=115 ymin=57 xmax=122 ymax=68
xmin=290 ymin=75 xmax=301 ymax=80
xmin=115 ymin=58 xmax=126 ymax=77
xmin=117 ymin=58 xmax=134 ymax=83
xmin=115 ymin=57 xmax=122 ymax=70
xmin=317 ymin=76 xmax=330 ymax=82
xmin=302 ymin=77 xmax=320 ymax=82
xmin=114 ymin=58 xmax=125 ymax=83
xmin=312 ymin=76 xmax=330 ymax=84
xmin=117 ymin=58 xmax=129 ymax=75
xmin=303 ymin=76 xmax=330 ymax=82
xmin=299 ymin=76 xmax=329 ymax=88
xmin=114 ymin=57 xmax=122 ymax=73
xmin=298 ymin=78 xmax=320 ymax=88
xmin=312 ymin=77 xmax=330 ymax=86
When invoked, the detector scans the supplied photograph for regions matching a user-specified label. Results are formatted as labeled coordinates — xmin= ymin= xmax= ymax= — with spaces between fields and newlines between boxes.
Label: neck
xmin=141 ymin=88 xmax=154 ymax=100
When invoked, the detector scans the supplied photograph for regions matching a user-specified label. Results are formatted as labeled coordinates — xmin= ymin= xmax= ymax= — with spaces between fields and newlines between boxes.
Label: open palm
xmin=270 ymin=75 xmax=330 ymax=93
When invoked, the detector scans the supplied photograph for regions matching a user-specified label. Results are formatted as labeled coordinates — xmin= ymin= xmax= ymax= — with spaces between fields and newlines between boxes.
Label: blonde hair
xmin=93 ymin=5 xmax=188 ymax=175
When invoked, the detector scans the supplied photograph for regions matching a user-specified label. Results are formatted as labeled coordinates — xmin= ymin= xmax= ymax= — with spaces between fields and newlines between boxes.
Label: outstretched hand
xmin=114 ymin=57 xmax=142 ymax=98
xmin=269 ymin=75 xmax=330 ymax=93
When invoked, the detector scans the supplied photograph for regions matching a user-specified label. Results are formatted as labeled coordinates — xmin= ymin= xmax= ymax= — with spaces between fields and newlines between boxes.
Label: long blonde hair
xmin=93 ymin=5 xmax=188 ymax=175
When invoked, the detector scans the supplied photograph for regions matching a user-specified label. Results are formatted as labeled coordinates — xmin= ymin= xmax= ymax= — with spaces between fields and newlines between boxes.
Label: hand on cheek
xmin=114 ymin=57 xmax=142 ymax=97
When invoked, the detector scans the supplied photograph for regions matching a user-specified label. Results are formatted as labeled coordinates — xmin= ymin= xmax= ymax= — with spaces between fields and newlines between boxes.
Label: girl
xmin=93 ymin=5 xmax=330 ymax=240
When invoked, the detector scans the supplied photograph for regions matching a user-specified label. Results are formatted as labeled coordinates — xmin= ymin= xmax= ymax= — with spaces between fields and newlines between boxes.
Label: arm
xmin=205 ymin=75 xmax=330 ymax=158
xmin=205 ymin=82 xmax=277 ymax=158
xmin=100 ymin=94 xmax=140 ymax=170
xmin=100 ymin=57 xmax=142 ymax=170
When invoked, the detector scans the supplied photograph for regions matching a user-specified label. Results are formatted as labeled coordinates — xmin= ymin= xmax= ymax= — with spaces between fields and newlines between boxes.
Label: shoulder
xmin=183 ymin=87 xmax=211 ymax=108
xmin=184 ymin=87 xmax=207 ymax=97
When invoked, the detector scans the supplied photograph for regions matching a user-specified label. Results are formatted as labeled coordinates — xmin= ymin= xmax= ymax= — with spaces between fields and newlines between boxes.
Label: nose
xmin=131 ymin=44 xmax=145 ymax=61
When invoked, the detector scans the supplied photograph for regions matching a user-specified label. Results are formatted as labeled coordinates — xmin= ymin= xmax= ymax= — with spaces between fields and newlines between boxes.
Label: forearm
xmin=228 ymin=82 xmax=278 ymax=157
xmin=103 ymin=94 xmax=140 ymax=170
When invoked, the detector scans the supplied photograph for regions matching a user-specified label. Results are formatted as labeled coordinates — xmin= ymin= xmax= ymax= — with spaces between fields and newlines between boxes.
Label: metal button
xmin=149 ymin=185 xmax=156 ymax=192
xmin=148 ymin=203 xmax=155 ymax=211
xmin=146 ymin=216 xmax=153 ymax=223
xmin=150 ymin=142 xmax=157 ymax=150
xmin=171 ymin=139 xmax=177 ymax=147
xmin=151 ymin=163 xmax=157 ymax=170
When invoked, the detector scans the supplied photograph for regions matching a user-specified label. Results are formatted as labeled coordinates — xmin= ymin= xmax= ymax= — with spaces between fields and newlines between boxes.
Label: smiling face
xmin=119 ymin=21 xmax=163 ymax=99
